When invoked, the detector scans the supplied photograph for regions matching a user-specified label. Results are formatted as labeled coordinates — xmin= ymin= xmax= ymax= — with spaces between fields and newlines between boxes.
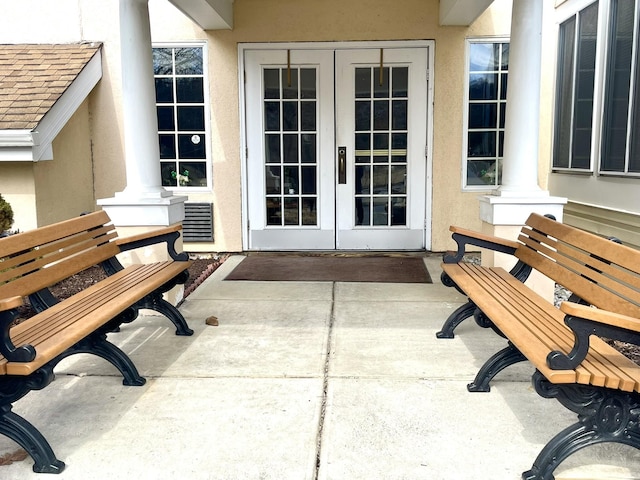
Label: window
xmin=554 ymin=2 xmax=599 ymax=170
xmin=553 ymin=0 xmax=640 ymax=175
xmin=152 ymin=44 xmax=210 ymax=189
xmin=463 ymin=40 xmax=509 ymax=189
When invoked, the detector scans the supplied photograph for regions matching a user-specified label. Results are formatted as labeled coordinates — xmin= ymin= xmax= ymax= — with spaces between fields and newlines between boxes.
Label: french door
xmin=244 ymin=45 xmax=429 ymax=250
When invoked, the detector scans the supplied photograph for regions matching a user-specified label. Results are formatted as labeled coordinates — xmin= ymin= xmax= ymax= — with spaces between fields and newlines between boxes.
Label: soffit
xmin=169 ymin=0 xmax=233 ymax=30
xmin=440 ymin=0 xmax=495 ymax=26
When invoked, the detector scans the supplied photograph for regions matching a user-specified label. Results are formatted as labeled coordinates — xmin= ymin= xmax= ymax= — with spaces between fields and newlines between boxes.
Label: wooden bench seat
xmin=0 ymin=211 xmax=194 ymax=474
xmin=438 ymin=213 xmax=640 ymax=480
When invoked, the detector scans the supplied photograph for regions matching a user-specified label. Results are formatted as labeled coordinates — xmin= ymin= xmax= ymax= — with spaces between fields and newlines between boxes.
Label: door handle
xmin=338 ymin=146 xmax=347 ymax=184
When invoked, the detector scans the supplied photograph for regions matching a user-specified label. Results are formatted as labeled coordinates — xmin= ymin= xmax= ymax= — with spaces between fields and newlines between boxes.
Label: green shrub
xmin=0 ymin=194 xmax=14 ymax=233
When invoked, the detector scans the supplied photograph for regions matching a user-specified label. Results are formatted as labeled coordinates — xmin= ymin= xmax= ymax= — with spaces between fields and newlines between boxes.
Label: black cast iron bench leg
xmin=467 ymin=341 xmax=527 ymax=392
xmin=137 ymin=292 xmax=194 ymax=336
xmin=522 ymin=371 xmax=640 ymax=480
xmin=0 ymin=368 xmax=65 ymax=474
xmin=436 ymin=300 xmax=476 ymax=339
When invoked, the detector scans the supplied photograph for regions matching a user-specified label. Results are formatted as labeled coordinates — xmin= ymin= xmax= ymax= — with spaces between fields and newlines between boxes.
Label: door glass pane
xmin=262 ymin=65 xmax=318 ymax=227
xmin=353 ymin=65 xmax=409 ymax=227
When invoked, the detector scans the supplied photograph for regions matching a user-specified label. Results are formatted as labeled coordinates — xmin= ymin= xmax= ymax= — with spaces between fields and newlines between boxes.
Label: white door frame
xmin=238 ymin=40 xmax=435 ymax=251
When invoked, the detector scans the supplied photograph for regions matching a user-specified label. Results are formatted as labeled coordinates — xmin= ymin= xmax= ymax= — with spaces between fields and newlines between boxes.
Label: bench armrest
xmin=547 ymin=302 xmax=640 ymax=370
xmin=0 ymin=296 xmax=23 ymax=312
xmin=443 ymin=225 xmax=520 ymax=264
xmin=116 ymin=224 xmax=189 ymax=261
xmin=0 ymin=296 xmax=37 ymax=362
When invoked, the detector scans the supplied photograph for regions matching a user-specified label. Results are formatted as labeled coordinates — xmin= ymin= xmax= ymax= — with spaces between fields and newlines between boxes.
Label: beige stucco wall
xmin=33 ymin=99 xmax=96 ymax=227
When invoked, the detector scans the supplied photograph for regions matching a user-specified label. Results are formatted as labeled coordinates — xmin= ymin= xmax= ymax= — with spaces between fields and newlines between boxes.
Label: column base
xmin=478 ymin=194 xmax=567 ymax=302
xmin=97 ymin=193 xmax=187 ymax=226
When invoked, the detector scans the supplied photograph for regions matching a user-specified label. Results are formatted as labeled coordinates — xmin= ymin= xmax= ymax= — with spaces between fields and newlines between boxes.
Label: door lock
xmin=338 ymin=146 xmax=347 ymax=184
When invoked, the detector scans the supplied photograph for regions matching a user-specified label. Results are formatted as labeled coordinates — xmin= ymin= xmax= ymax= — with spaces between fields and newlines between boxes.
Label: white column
xmin=119 ymin=0 xmax=165 ymax=196
xmin=496 ymin=0 xmax=544 ymax=197
xmin=478 ymin=0 xmax=566 ymax=302
xmin=98 ymin=0 xmax=186 ymax=227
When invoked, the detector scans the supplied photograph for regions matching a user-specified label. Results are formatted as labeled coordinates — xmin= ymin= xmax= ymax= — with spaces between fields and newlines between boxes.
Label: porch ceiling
xmin=169 ymin=0 xmax=233 ymax=30
xmin=439 ymin=0 xmax=495 ymax=26
xmin=169 ymin=0 xmax=494 ymax=30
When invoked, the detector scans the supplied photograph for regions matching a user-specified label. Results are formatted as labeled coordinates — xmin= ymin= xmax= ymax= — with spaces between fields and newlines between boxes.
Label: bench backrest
xmin=516 ymin=213 xmax=640 ymax=319
xmin=0 ymin=211 xmax=120 ymax=300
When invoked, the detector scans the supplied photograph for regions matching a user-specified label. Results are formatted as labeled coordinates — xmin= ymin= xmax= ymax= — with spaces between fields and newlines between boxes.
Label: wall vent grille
xmin=183 ymin=203 xmax=214 ymax=242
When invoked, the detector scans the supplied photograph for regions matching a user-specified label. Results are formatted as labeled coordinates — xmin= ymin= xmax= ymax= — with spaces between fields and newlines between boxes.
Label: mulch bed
xmin=14 ymin=254 xmax=227 ymax=322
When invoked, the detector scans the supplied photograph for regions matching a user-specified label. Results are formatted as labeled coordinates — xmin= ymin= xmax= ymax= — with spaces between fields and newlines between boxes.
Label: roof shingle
xmin=0 ymin=43 xmax=102 ymax=130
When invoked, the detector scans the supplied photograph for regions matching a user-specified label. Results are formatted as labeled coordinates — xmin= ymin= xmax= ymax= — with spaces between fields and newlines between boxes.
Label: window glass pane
xmin=155 ymin=78 xmax=173 ymax=103
xmin=176 ymin=77 xmax=204 ymax=103
xmin=355 ymin=165 xmax=370 ymax=194
xmin=501 ymin=44 xmax=510 ymax=69
xmin=372 ymin=165 xmax=389 ymax=194
xmin=392 ymin=67 xmax=408 ymax=97
xmin=284 ymin=198 xmax=299 ymax=225
xmin=373 ymin=133 xmax=389 ymax=150
xmin=174 ymin=47 xmax=203 ymax=75
xmin=602 ymin=0 xmax=634 ymax=171
xmin=390 ymin=198 xmax=406 ymax=226
xmin=264 ymin=102 xmax=280 ymax=131
xmin=301 ymin=134 xmax=316 ymax=163
xmin=469 ymin=73 xmax=498 ymax=100
xmin=467 ymin=160 xmax=497 ymax=186
xmin=264 ymin=69 xmax=280 ymax=99
xmin=157 ymin=106 xmax=175 ymax=131
xmin=283 ymin=134 xmax=298 ymax=163
xmin=630 ymin=43 xmax=640 ymax=171
xmin=282 ymin=102 xmax=298 ymax=131
xmin=177 ymin=106 xmax=205 ymax=130
xmin=265 ymin=134 xmax=280 ymax=163
xmin=301 ymin=198 xmax=317 ymax=225
xmin=178 ymin=134 xmax=206 ymax=159
xmin=391 ymin=165 xmax=407 ymax=194
xmin=153 ymin=48 xmax=173 ymax=75
xmin=301 ymin=166 xmax=317 ymax=194
xmin=266 ymin=197 xmax=282 ymax=225
xmin=355 ymin=68 xmax=371 ymax=98
xmin=300 ymin=69 xmax=316 ymax=99
xmin=392 ymin=100 xmax=407 ymax=130
xmin=468 ymin=131 xmax=496 ymax=157
xmin=469 ymin=103 xmax=497 ymax=129
xmin=373 ymin=68 xmax=390 ymax=98
xmin=392 ymin=133 xmax=407 ymax=150
xmin=282 ymin=68 xmax=299 ymax=99
xmin=356 ymin=101 xmax=371 ymax=131
xmin=283 ymin=166 xmax=299 ymax=194
xmin=554 ymin=17 xmax=577 ymax=168
xmin=470 ymin=43 xmax=498 ymax=71
xmin=266 ymin=166 xmax=281 ymax=194
xmin=356 ymin=133 xmax=370 ymax=151
xmin=161 ymin=162 xmax=178 ymax=186
xmin=178 ymin=162 xmax=207 ymax=187
xmin=355 ymin=197 xmax=370 ymax=225
xmin=373 ymin=197 xmax=388 ymax=225
xmin=373 ymin=100 xmax=389 ymax=130
xmin=159 ymin=134 xmax=176 ymax=159
xmin=300 ymin=102 xmax=316 ymax=131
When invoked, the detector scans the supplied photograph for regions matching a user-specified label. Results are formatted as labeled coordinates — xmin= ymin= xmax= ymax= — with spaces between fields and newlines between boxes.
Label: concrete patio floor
xmin=0 ymin=255 xmax=639 ymax=479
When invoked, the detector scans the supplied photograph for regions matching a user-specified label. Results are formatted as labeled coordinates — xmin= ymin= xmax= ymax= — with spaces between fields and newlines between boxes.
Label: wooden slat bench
xmin=0 ymin=211 xmax=193 ymax=473
xmin=438 ymin=213 xmax=640 ymax=480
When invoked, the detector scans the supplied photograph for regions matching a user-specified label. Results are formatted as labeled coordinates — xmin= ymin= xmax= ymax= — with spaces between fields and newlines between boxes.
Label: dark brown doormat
xmin=224 ymin=255 xmax=432 ymax=283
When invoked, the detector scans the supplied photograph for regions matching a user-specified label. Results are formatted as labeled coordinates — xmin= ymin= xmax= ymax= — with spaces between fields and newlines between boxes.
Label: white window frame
xmin=152 ymin=41 xmax=212 ymax=192
xmin=462 ymin=37 xmax=510 ymax=191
